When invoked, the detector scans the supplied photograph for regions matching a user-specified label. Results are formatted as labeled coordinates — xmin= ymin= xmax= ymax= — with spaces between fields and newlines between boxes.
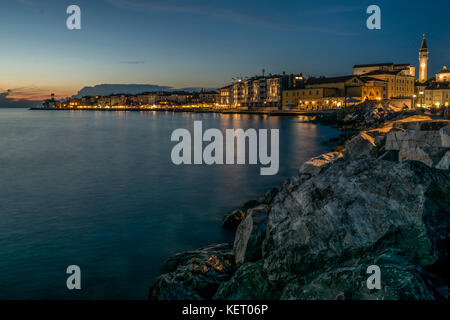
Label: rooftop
xmin=306 ymin=75 xmax=360 ymax=85
xmin=361 ymin=70 xmax=402 ymax=76
xmin=426 ymin=82 xmax=450 ymax=90
xmin=353 ymin=63 xmax=394 ymax=68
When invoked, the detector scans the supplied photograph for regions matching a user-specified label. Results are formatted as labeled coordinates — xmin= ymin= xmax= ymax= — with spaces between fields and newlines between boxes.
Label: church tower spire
xmin=419 ymin=34 xmax=429 ymax=82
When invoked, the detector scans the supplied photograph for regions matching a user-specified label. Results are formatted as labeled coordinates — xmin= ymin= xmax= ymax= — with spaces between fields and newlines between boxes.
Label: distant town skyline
xmin=1 ymin=0 xmax=449 ymax=106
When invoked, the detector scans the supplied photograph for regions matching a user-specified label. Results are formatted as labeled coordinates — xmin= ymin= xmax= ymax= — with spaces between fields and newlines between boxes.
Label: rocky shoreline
xmin=149 ymin=102 xmax=450 ymax=300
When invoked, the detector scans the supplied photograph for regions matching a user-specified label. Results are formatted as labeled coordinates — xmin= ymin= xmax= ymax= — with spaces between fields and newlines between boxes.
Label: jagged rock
xmin=280 ymin=249 xmax=447 ymax=300
xmin=150 ymin=111 xmax=450 ymax=301
xmin=234 ymin=205 xmax=269 ymax=265
xmin=344 ymin=133 xmax=378 ymax=160
xmin=436 ymin=151 xmax=450 ymax=170
xmin=393 ymin=120 xmax=450 ymax=131
xmin=441 ymin=126 xmax=450 ymax=147
xmin=399 ymin=146 xmax=449 ymax=167
xmin=385 ymin=128 xmax=450 ymax=168
xmin=263 ymin=158 xmax=450 ymax=283
xmin=385 ymin=130 xmax=442 ymax=151
xmin=149 ymin=243 xmax=235 ymax=300
xmin=214 ymin=261 xmax=281 ymax=300
xmin=222 ymin=209 xmax=246 ymax=229
xmin=299 ymin=152 xmax=343 ymax=176
xmin=222 ymin=189 xmax=279 ymax=230
xmin=258 ymin=188 xmax=279 ymax=205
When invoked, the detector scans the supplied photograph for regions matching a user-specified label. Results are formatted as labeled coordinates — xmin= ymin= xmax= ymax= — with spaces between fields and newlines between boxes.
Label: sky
xmin=0 ymin=0 xmax=449 ymax=105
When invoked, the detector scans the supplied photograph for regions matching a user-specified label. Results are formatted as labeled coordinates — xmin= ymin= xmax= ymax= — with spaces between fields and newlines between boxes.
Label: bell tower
xmin=419 ymin=34 xmax=429 ymax=83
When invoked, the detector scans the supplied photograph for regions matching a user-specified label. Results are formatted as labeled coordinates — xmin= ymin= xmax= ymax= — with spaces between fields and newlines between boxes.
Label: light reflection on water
xmin=0 ymin=109 xmax=340 ymax=299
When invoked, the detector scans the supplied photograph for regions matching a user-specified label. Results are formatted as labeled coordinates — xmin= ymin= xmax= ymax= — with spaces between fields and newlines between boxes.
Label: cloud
xmin=104 ymin=0 xmax=358 ymax=36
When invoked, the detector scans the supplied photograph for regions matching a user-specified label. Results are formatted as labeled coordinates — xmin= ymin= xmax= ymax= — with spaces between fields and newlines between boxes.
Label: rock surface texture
xmin=234 ymin=205 xmax=269 ymax=265
xmin=150 ymin=113 xmax=449 ymax=301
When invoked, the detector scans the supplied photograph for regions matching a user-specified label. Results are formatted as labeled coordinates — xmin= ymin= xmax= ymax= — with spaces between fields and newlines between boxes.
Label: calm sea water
xmin=0 ymin=108 xmax=340 ymax=299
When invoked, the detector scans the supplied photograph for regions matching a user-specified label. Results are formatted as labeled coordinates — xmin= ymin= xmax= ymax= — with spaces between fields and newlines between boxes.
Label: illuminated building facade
xmin=436 ymin=66 xmax=450 ymax=83
xmin=282 ymin=75 xmax=384 ymax=110
xmin=419 ymin=34 xmax=429 ymax=83
xmin=423 ymin=83 xmax=450 ymax=108
xmin=219 ymin=86 xmax=232 ymax=106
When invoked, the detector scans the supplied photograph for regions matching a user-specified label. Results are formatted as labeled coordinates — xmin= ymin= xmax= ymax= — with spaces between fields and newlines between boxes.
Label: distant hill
xmin=0 ymin=90 xmax=41 ymax=108
xmin=74 ymin=84 xmax=217 ymax=98
xmin=177 ymin=87 xmax=218 ymax=92
xmin=74 ymin=84 xmax=173 ymax=98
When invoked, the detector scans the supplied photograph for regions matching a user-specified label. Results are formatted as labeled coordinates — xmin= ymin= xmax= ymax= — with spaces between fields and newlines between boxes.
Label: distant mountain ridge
xmin=74 ymin=84 xmax=217 ymax=98
xmin=0 ymin=90 xmax=41 ymax=108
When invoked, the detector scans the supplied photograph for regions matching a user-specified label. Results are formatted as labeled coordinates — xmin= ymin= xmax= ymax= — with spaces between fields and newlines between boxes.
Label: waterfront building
xmin=166 ymin=92 xmax=193 ymax=105
xmin=232 ymin=81 xmax=245 ymax=107
xmin=354 ymin=62 xmax=392 ymax=75
xmin=242 ymin=79 xmax=254 ymax=107
xmin=198 ymin=90 xmax=218 ymax=104
xmin=251 ymin=77 xmax=267 ymax=107
xmin=218 ymin=72 xmax=301 ymax=109
xmin=423 ymin=82 xmax=450 ymax=108
xmin=219 ymin=86 xmax=232 ymax=106
xmin=360 ymin=70 xmax=414 ymax=99
xmin=353 ymin=63 xmax=415 ymax=99
xmin=282 ymin=75 xmax=384 ymax=110
xmin=265 ymin=74 xmax=290 ymax=109
xmin=282 ymin=87 xmax=340 ymax=110
xmin=137 ymin=93 xmax=157 ymax=106
xmin=436 ymin=66 xmax=450 ymax=83
xmin=306 ymin=75 xmax=384 ymax=100
xmin=288 ymin=74 xmax=306 ymax=89
xmin=354 ymin=62 xmax=415 ymax=77
xmin=42 ymin=93 xmax=57 ymax=108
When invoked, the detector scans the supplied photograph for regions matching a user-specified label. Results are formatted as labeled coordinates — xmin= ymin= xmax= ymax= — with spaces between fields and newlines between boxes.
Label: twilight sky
xmin=0 ymin=0 xmax=449 ymax=103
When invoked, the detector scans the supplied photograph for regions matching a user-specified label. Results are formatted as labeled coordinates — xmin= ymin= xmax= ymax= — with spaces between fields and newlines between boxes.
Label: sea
xmin=0 ymin=108 xmax=340 ymax=299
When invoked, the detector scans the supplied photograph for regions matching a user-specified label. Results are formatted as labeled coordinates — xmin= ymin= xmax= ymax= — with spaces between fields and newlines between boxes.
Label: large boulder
xmin=234 ymin=205 xmax=269 ymax=265
xmin=385 ymin=130 xmax=442 ymax=151
xmin=441 ymin=126 xmax=450 ymax=147
xmin=436 ymin=151 xmax=450 ymax=170
xmin=399 ymin=146 xmax=448 ymax=167
xmin=263 ymin=158 xmax=450 ymax=283
xmin=299 ymin=152 xmax=343 ymax=176
xmin=280 ymin=249 xmax=447 ymax=300
xmin=149 ymin=243 xmax=235 ymax=300
xmin=393 ymin=120 xmax=450 ymax=131
xmin=344 ymin=133 xmax=378 ymax=160
xmin=214 ymin=261 xmax=281 ymax=300
xmin=385 ymin=127 xmax=450 ymax=168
